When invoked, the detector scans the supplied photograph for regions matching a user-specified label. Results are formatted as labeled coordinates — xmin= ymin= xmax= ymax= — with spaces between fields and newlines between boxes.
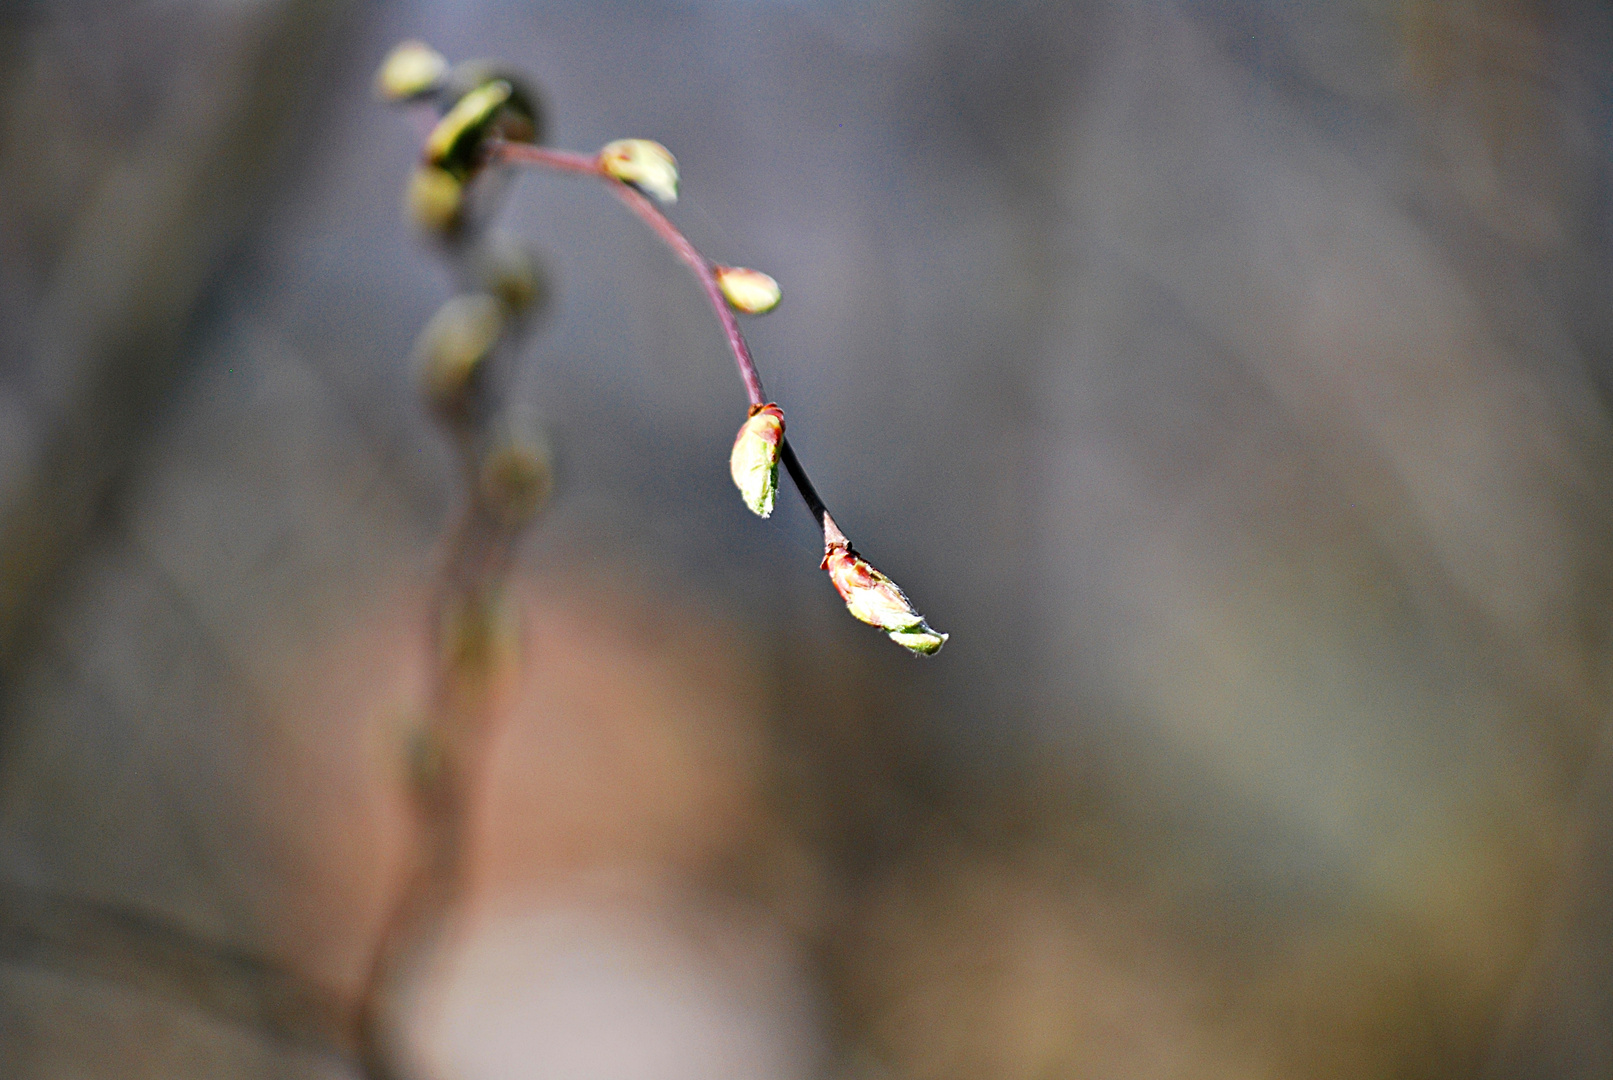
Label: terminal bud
xmin=730 ymin=403 xmax=785 ymax=518
xmin=715 ymin=266 xmax=781 ymax=314
xmin=822 ymin=544 xmax=947 ymax=656
xmin=598 ymin=139 xmax=679 ymax=204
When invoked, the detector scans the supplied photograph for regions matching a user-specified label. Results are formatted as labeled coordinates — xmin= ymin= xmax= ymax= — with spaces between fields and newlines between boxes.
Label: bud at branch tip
xmin=822 ymin=543 xmax=947 ymax=656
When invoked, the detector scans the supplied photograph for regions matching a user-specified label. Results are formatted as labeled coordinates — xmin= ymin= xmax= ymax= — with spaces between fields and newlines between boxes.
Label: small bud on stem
xmin=597 ymin=139 xmax=679 ymax=205
xmin=376 ymin=41 xmax=448 ymax=101
xmin=730 ymin=403 xmax=785 ymax=517
xmin=413 ymin=293 xmax=504 ymax=419
xmin=715 ymin=266 xmax=782 ymax=314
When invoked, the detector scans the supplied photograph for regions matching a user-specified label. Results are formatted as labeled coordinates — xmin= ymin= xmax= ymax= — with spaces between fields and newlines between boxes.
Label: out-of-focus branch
xmin=0 ymin=0 xmax=356 ymax=681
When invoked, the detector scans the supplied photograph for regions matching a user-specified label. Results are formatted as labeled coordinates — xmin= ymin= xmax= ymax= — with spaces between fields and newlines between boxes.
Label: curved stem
xmin=494 ymin=142 xmax=765 ymax=405
xmin=493 ymin=139 xmax=853 ymax=550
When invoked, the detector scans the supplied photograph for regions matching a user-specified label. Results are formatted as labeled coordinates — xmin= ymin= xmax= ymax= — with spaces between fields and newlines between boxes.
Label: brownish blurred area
xmin=1 ymin=1 xmax=1612 ymax=1078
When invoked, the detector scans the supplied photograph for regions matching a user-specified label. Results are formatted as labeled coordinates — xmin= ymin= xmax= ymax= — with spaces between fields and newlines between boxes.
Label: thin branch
xmin=780 ymin=438 xmax=847 ymax=551
xmin=492 ymin=140 xmax=862 ymax=548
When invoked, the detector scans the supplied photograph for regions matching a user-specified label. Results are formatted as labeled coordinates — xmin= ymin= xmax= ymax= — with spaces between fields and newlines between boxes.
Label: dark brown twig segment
xmin=780 ymin=438 xmax=847 ymax=551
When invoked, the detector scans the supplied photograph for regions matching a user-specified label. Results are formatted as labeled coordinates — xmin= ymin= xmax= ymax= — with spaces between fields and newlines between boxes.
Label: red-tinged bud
xmin=730 ymin=403 xmax=785 ymax=517
xmin=598 ymin=139 xmax=679 ymax=204
xmin=822 ymin=544 xmax=947 ymax=656
xmin=715 ymin=266 xmax=781 ymax=314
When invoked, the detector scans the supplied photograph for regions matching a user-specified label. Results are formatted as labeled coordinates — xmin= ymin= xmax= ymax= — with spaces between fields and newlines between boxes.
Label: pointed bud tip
xmin=716 ymin=266 xmax=781 ymax=314
xmin=823 ymin=546 xmax=942 ymax=655
xmin=599 ymin=139 xmax=679 ymax=204
xmin=377 ymin=41 xmax=448 ymax=101
xmin=730 ymin=403 xmax=785 ymax=517
xmin=888 ymin=628 xmax=947 ymax=656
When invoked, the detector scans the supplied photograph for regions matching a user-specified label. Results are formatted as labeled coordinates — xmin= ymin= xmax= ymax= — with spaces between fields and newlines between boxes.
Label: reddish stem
xmin=495 ymin=141 xmax=765 ymax=406
xmin=492 ymin=139 xmax=857 ymax=551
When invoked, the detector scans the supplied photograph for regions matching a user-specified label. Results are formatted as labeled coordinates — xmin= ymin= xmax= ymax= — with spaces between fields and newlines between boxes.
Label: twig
xmin=493 ymin=145 xmax=766 ymax=399
xmin=491 ymin=138 xmax=944 ymax=656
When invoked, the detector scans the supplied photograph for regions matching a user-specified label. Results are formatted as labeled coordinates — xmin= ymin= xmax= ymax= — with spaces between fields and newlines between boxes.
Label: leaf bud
xmin=405 ymin=164 xmax=464 ymax=234
xmin=413 ymin=293 xmax=504 ymax=418
xmin=598 ymin=139 xmax=679 ymax=205
xmin=822 ymin=545 xmax=947 ymax=656
xmin=376 ymin=40 xmax=448 ymax=101
xmin=478 ymin=415 xmax=554 ymax=525
xmin=473 ymin=235 xmax=550 ymax=318
xmin=441 ymin=61 xmax=544 ymax=145
xmin=425 ymin=79 xmax=514 ymax=180
xmin=715 ymin=266 xmax=781 ymax=314
xmin=730 ymin=403 xmax=785 ymax=518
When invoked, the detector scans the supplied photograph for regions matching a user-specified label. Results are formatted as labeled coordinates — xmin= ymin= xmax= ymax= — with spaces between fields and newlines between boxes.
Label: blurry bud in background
xmin=426 ymin=79 xmax=516 ymax=180
xmin=715 ymin=266 xmax=782 ymax=314
xmin=375 ymin=40 xmax=448 ymax=101
xmin=598 ymin=139 xmax=679 ymax=205
xmin=730 ymin=403 xmax=785 ymax=518
xmin=441 ymin=61 xmax=545 ymax=146
xmin=473 ymin=234 xmax=550 ymax=319
xmin=406 ymin=164 xmax=465 ymax=234
xmin=823 ymin=545 xmax=946 ymax=655
xmin=413 ymin=293 xmax=505 ymax=419
xmin=478 ymin=413 xmax=554 ymax=526
xmin=439 ymin=586 xmax=521 ymax=686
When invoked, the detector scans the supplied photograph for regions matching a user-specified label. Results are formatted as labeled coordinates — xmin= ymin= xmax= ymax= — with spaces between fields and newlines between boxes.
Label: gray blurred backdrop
xmin=1 ymin=1 xmax=1612 ymax=1078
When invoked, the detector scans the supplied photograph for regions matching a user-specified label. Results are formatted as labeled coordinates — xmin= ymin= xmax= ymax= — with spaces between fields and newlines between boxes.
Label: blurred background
xmin=1 ymin=1 xmax=1612 ymax=1077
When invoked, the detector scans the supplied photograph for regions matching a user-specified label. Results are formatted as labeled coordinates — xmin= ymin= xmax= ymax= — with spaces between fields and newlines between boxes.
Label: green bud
xmin=405 ymin=164 xmax=464 ymax=234
xmin=473 ymin=235 xmax=550 ymax=318
xmin=478 ymin=417 xmax=554 ymax=525
xmin=376 ymin=41 xmax=448 ymax=101
xmin=441 ymin=61 xmax=545 ymax=146
xmin=598 ymin=139 xmax=679 ymax=205
xmin=822 ymin=544 xmax=947 ymax=656
xmin=715 ymin=266 xmax=781 ymax=315
xmin=413 ymin=293 xmax=504 ymax=417
xmin=729 ymin=403 xmax=785 ymax=518
xmin=425 ymin=80 xmax=514 ymax=180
